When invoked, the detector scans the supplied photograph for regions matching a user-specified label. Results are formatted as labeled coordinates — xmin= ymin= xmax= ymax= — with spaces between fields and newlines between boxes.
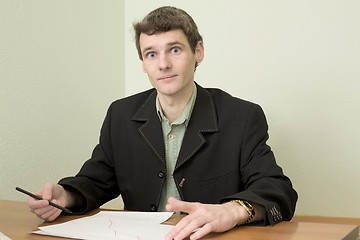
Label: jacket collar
xmin=132 ymin=83 xmax=219 ymax=167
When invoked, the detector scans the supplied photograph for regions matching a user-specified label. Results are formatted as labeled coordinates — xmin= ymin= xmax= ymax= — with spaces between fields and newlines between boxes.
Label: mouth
xmin=158 ymin=75 xmax=177 ymax=81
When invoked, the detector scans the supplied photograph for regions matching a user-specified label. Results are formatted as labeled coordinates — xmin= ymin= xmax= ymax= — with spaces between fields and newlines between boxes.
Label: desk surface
xmin=0 ymin=200 xmax=358 ymax=240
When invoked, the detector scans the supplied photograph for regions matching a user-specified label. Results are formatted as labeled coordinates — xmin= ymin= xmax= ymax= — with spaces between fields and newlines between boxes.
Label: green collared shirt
xmin=156 ymin=83 xmax=197 ymax=212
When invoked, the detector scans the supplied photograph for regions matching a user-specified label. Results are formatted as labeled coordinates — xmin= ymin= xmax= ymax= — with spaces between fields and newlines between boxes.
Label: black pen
xmin=15 ymin=187 xmax=73 ymax=214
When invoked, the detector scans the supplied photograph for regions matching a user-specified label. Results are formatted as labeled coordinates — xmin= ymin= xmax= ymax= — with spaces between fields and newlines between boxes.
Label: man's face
xmin=140 ymin=29 xmax=204 ymax=100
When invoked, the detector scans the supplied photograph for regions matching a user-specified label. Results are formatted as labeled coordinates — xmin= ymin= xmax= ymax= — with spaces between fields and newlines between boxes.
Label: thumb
xmin=42 ymin=182 xmax=55 ymax=201
xmin=166 ymin=197 xmax=193 ymax=213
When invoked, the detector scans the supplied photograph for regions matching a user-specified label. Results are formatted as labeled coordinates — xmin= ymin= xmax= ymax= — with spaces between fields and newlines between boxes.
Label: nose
xmin=158 ymin=53 xmax=171 ymax=70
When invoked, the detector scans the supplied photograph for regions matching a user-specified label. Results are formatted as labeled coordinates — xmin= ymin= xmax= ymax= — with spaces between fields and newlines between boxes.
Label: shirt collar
xmin=156 ymin=83 xmax=197 ymax=127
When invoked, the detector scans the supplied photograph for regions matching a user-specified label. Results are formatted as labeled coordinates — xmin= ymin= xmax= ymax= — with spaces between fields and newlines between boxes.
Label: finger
xmin=174 ymin=216 xmax=208 ymax=240
xmin=42 ymin=182 xmax=55 ymax=201
xmin=33 ymin=204 xmax=54 ymax=218
xmin=166 ymin=215 xmax=191 ymax=240
xmin=39 ymin=206 xmax=59 ymax=221
xmin=33 ymin=199 xmax=65 ymax=221
xmin=166 ymin=197 xmax=180 ymax=210
xmin=189 ymin=223 xmax=212 ymax=240
xmin=28 ymin=197 xmax=49 ymax=211
xmin=46 ymin=208 xmax=62 ymax=222
xmin=166 ymin=197 xmax=195 ymax=213
xmin=42 ymin=200 xmax=63 ymax=222
xmin=166 ymin=214 xmax=202 ymax=240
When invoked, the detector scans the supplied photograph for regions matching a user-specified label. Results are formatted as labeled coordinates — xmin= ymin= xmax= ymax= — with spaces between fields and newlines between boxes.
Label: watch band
xmin=230 ymin=200 xmax=255 ymax=225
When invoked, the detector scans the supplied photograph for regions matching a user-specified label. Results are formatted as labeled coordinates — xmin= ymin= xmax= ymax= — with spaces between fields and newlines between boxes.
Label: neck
xmin=158 ymin=84 xmax=194 ymax=124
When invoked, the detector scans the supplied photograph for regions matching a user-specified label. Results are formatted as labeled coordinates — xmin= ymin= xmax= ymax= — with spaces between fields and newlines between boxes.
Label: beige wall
xmin=0 ymin=0 xmax=125 ymax=208
xmin=124 ymin=0 xmax=360 ymax=217
xmin=1 ymin=0 xmax=360 ymax=218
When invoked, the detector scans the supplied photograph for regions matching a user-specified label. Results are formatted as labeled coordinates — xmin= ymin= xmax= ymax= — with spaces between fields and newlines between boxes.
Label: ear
xmin=142 ymin=61 xmax=147 ymax=73
xmin=194 ymin=41 xmax=204 ymax=64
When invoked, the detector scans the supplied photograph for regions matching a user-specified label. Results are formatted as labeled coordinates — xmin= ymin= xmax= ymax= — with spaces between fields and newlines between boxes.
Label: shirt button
xmin=168 ymin=134 xmax=174 ymax=139
xmin=158 ymin=171 xmax=165 ymax=178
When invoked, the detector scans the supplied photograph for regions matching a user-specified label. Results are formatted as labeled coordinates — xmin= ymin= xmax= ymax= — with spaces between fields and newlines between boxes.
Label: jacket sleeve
xmin=220 ymin=104 xmax=298 ymax=226
xmin=58 ymin=102 xmax=120 ymax=214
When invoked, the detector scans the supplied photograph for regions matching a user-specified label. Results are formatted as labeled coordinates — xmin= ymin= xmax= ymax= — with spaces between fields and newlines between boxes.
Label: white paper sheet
xmin=0 ymin=232 xmax=12 ymax=240
xmin=33 ymin=211 xmax=174 ymax=240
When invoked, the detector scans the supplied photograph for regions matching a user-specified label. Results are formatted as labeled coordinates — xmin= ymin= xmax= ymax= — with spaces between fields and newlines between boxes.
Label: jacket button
xmin=150 ymin=204 xmax=157 ymax=211
xmin=158 ymin=171 xmax=165 ymax=178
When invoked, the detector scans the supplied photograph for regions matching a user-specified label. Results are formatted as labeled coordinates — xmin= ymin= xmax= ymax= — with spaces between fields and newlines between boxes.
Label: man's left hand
xmin=165 ymin=197 xmax=249 ymax=240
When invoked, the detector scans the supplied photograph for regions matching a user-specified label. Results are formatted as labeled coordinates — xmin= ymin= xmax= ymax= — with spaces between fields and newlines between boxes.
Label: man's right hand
xmin=27 ymin=182 xmax=72 ymax=222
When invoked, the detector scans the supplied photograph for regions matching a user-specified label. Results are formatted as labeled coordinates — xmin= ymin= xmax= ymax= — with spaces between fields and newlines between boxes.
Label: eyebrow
xmin=168 ymin=41 xmax=186 ymax=47
xmin=142 ymin=41 xmax=186 ymax=56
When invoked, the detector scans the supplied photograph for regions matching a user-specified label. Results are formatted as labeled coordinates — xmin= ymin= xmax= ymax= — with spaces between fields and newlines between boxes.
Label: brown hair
xmin=133 ymin=6 xmax=203 ymax=64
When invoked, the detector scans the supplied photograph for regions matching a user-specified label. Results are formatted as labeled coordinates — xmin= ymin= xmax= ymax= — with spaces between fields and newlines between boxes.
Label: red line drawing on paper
xmin=108 ymin=218 xmax=117 ymax=238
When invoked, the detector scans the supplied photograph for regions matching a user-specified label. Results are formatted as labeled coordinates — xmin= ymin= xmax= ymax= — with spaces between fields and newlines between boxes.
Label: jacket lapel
xmin=131 ymin=85 xmax=219 ymax=169
xmin=175 ymin=84 xmax=219 ymax=170
xmin=132 ymin=90 xmax=166 ymax=164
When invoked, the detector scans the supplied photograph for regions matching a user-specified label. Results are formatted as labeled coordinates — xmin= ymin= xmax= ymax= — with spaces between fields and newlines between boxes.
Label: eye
xmin=146 ymin=52 xmax=156 ymax=58
xmin=171 ymin=47 xmax=180 ymax=54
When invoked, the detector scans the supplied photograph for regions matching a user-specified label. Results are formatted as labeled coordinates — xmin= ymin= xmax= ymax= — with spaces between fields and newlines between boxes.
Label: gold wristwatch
xmin=230 ymin=200 xmax=255 ymax=225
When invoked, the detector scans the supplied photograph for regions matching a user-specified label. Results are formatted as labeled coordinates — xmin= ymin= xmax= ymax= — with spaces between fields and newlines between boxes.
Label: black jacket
xmin=59 ymin=83 xmax=297 ymax=225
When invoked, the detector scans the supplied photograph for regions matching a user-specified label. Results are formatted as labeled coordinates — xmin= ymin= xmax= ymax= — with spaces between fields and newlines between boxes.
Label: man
xmin=28 ymin=6 xmax=297 ymax=240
